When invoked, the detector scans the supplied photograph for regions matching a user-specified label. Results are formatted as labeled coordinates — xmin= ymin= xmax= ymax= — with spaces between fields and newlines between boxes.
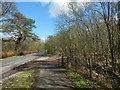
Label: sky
xmin=15 ymin=0 xmax=74 ymax=40
xmin=1 ymin=0 xmax=115 ymax=40
xmin=16 ymin=2 xmax=57 ymax=40
xmin=1 ymin=0 xmax=74 ymax=40
xmin=15 ymin=0 xmax=81 ymax=40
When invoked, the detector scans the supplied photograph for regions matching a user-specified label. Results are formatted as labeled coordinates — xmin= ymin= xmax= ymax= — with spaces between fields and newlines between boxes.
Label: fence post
xmin=88 ymin=57 xmax=92 ymax=79
xmin=61 ymin=55 xmax=64 ymax=67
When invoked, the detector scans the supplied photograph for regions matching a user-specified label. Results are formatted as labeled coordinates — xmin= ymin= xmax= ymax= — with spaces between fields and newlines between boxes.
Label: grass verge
xmin=2 ymin=69 xmax=34 ymax=88
xmin=66 ymin=71 xmax=100 ymax=89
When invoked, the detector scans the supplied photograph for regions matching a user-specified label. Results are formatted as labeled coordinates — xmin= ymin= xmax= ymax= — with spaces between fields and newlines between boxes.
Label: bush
xmin=2 ymin=51 xmax=15 ymax=58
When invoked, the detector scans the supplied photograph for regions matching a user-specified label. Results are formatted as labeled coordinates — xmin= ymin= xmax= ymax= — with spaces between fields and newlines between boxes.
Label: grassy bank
xmin=66 ymin=71 xmax=100 ymax=89
xmin=2 ymin=69 xmax=34 ymax=88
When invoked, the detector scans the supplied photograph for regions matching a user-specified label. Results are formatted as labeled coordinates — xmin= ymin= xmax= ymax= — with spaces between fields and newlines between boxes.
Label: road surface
xmin=0 ymin=52 xmax=44 ymax=75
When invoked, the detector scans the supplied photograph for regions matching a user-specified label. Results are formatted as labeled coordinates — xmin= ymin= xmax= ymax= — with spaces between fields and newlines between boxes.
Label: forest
xmin=0 ymin=1 xmax=120 ymax=89
xmin=45 ymin=2 xmax=120 ymax=88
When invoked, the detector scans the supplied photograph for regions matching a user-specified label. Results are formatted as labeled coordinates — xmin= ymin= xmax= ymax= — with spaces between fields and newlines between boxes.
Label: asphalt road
xmin=0 ymin=52 xmax=44 ymax=75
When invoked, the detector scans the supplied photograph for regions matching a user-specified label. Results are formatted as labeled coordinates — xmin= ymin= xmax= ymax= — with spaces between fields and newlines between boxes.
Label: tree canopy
xmin=1 ymin=2 xmax=42 ymax=55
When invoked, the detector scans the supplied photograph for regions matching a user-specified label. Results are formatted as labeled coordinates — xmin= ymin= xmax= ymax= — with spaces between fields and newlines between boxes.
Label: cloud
xmin=41 ymin=37 xmax=46 ymax=42
xmin=48 ymin=0 xmax=89 ymax=17
xmin=49 ymin=0 xmax=71 ymax=17
xmin=48 ymin=0 xmax=94 ymax=17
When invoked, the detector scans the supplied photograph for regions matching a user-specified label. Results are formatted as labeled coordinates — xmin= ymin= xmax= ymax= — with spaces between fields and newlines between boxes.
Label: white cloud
xmin=48 ymin=0 xmax=89 ymax=17
xmin=49 ymin=0 xmax=71 ymax=17
xmin=41 ymin=37 xmax=47 ymax=42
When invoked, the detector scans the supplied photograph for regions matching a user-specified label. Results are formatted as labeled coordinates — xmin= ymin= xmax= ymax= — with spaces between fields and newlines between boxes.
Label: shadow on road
xmin=1 ymin=57 xmax=76 ymax=89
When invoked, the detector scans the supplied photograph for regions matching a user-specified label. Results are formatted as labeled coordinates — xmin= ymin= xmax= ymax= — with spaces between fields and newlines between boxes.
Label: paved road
xmin=0 ymin=52 xmax=44 ymax=75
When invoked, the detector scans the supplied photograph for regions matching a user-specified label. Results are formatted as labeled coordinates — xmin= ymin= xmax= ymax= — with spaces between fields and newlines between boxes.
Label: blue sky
xmin=1 ymin=0 xmax=72 ymax=40
xmin=1 ymin=0 xmax=88 ymax=39
xmin=16 ymin=2 xmax=57 ymax=40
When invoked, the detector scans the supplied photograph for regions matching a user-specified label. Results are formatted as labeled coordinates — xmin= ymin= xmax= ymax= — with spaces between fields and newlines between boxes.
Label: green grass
xmin=2 ymin=69 xmax=34 ymax=88
xmin=117 ymin=59 xmax=120 ymax=64
xmin=66 ymin=72 xmax=100 ymax=89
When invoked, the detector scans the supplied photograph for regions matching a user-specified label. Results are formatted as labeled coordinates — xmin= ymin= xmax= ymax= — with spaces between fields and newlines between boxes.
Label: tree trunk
xmin=101 ymin=2 xmax=116 ymax=71
xmin=106 ymin=23 xmax=115 ymax=71
xmin=15 ymin=41 xmax=20 ymax=55
xmin=118 ymin=1 xmax=120 ymax=58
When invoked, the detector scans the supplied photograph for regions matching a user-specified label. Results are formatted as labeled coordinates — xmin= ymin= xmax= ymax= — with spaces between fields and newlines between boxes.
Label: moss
xmin=2 ymin=69 xmax=34 ymax=88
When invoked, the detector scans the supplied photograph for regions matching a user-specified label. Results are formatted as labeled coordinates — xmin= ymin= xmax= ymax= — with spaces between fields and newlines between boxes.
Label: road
xmin=0 ymin=52 xmax=44 ymax=75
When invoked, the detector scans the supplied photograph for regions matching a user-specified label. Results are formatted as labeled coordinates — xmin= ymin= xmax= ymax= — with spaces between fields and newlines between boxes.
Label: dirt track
xmin=33 ymin=57 xmax=74 ymax=89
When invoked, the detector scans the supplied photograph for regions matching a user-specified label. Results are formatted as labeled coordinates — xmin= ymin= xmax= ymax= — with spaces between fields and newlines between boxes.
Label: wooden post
xmin=61 ymin=55 xmax=64 ymax=67
xmin=67 ymin=56 xmax=69 ymax=68
xmin=88 ymin=57 xmax=92 ymax=79
xmin=75 ymin=56 xmax=77 ymax=72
